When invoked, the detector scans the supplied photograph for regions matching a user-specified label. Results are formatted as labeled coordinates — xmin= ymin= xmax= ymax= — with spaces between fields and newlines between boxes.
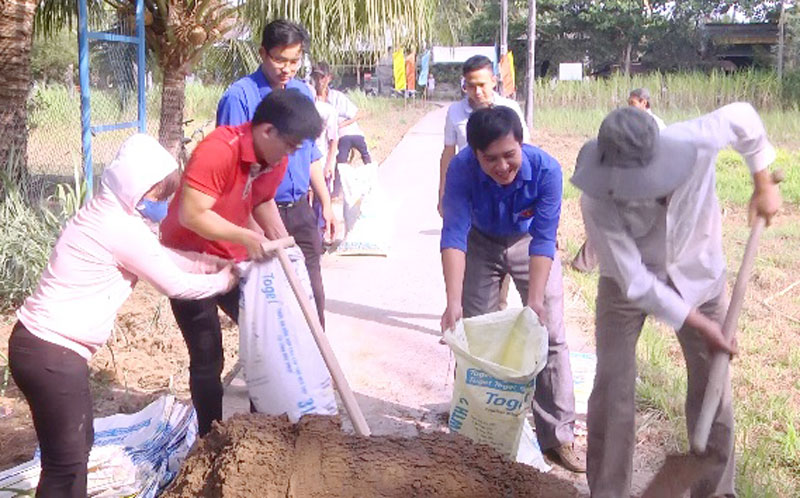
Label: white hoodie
xmin=17 ymin=134 xmax=232 ymax=360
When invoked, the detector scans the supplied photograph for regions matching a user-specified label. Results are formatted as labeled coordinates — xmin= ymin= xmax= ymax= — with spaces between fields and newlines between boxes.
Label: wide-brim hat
xmin=571 ymin=107 xmax=697 ymax=200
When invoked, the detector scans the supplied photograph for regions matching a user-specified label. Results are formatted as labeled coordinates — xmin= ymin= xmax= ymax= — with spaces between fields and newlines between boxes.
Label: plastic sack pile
xmin=0 ymin=395 xmax=196 ymax=497
xmin=238 ymin=248 xmax=337 ymax=421
xmin=335 ymin=162 xmax=390 ymax=256
xmin=444 ymin=308 xmax=550 ymax=471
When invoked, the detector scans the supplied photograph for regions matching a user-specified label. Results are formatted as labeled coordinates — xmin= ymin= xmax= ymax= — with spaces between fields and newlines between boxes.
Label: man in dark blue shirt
xmin=216 ymin=19 xmax=331 ymax=326
xmin=440 ymin=106 xmax=584 ymax=473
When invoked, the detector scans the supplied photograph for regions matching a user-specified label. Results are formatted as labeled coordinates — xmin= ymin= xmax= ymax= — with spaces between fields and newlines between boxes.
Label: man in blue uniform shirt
xmin=440 ymin=106 xmax=584 ymax=472
xmin=217 ymin=19 xmax=332 ymax=326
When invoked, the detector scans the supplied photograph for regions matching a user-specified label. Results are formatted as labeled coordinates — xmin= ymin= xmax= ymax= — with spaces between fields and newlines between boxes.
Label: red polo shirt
xmin=160 ymin=123 xmax=287 ymax=261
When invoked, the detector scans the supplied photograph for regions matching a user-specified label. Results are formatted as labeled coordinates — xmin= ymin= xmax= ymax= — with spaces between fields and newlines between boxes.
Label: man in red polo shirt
xmin=161 ymin=89 xmax=323 ymax=436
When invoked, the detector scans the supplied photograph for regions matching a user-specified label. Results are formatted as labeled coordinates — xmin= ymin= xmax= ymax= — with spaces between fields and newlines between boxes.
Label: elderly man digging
xmin=572 ymin=103 xmax=782 ymax=498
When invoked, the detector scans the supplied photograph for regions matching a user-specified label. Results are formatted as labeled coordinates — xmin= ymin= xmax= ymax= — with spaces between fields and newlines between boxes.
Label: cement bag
xmin=238 ymin=248 xmax=338 ymax=421
xmin=0 ymin=395 xmax=196 ymax=498
xmin=335 ymin=162 xmax=390 ymax=256
xmin=444 ymin=307 xmax=548 ymax=459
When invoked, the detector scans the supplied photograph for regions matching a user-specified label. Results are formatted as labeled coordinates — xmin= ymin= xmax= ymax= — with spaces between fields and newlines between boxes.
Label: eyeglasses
xmin=267 ymin=51 xmax=303 ymax=69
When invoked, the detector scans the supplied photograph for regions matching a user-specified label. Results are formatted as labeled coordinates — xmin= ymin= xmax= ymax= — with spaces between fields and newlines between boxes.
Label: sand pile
xmin=163 ymin=414 xmax=579 ymax=498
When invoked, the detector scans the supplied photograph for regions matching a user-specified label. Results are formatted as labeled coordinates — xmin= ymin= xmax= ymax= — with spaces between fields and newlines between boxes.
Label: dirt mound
xmin=164 ymin=414 xmax=579 ymax=498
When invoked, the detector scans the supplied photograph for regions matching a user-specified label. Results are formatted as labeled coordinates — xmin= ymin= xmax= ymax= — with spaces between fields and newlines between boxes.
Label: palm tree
xmin=2 ymin=0 xmax=235 ymax=162
xmin=2 ymin=0 xmax=436 ymax=169
xmin=0 ymin=0 xmax=38 ymax=181
xmin=241 ymin=0 xmax=435 ymax=66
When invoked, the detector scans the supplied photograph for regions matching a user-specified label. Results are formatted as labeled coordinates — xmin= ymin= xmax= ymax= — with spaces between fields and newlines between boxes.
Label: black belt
xmin=276 ymin=193 xmax=309 ymax=208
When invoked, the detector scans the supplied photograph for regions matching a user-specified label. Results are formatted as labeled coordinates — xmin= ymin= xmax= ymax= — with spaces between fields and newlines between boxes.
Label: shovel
xmin=641 ymin=170 xmax=783 ymax=498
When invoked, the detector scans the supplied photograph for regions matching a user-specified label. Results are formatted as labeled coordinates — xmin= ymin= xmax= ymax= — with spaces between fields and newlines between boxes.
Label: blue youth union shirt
xmin=216 ymin=69 xmax=322 ymax=203
xmin=440 ymin=144 xmax=562 ymax=258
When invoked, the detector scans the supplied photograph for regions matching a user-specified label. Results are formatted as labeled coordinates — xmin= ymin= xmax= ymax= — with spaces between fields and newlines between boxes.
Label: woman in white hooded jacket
xmin=8 ymin=134 xmax=236 ymax=498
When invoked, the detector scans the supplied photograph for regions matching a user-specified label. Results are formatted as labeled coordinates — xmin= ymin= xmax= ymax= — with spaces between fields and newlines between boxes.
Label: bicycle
xmin=178 ymin=118 xmax=213 ymax=171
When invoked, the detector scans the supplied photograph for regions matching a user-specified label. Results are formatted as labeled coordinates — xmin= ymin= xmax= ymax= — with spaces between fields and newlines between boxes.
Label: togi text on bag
xmin=238 ymin=248 xmax=337 ymax=422
xmin=444 ymin=308 xmax=548 ymax=459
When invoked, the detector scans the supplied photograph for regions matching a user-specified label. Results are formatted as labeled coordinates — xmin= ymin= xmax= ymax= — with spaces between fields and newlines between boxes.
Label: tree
xmin=240 ymin=0 xmax=436 ymax=67
xmin=0 ymin=0 xmax=38 ymax=182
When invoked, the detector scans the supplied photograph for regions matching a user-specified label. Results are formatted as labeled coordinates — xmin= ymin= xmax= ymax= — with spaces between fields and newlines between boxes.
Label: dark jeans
xmin=336 ymin=135 xmax=372 ymax=164
xmin=8 ymin=321 xmax=93 ymax=498
xmin=170 ymin=287 xmax=239 ymax=437
xmin=277 ymin=195 xmax=326 ymax=328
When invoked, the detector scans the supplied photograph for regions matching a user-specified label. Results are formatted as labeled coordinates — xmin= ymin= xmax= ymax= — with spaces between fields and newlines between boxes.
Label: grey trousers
xmin=462 ymin=228 xmax=576 ymax=451
xmin=587 ymin=277 xmax=735 ymax=498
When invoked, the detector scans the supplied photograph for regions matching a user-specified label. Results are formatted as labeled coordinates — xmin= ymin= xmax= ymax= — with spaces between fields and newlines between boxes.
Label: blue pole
xmin=78 ymin=0 xmax=93 ymax=200
xmin=136 ymin=0 xmax=146 ymax=133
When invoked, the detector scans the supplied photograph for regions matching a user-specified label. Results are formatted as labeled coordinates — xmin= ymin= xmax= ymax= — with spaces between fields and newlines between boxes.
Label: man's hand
xmin=239 ymin=230 xmax=269 ymax=261
xmin=527 ymin=300 xmax=546 ymax=325
xmin=322 ymin=204 xmax=336 ymax=242
xmin=749 ymin=169 xmax=782 ymax=226
xmin=685 ymin=309 xmax=738 ymax=356
xmin=440 ymin=303 xmax=463 ymax=343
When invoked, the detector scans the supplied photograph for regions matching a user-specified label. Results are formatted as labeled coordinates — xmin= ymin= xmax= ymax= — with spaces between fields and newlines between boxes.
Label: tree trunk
xmin=158 ymin=69 xmax=186 ymax=158
xmin=0 ymin=0 xmax=37 ymax=187
xmin=623 ymin=42 xmax=632 ymax=77
xmin=524 ymin=0 xmax=536 ymax=131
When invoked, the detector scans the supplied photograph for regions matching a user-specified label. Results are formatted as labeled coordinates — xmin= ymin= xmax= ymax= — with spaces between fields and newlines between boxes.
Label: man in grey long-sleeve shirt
xmin=571 ymin=104 xmax=782 ymax=498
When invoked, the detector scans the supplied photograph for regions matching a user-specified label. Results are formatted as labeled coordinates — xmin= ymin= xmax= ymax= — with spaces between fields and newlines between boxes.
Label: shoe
xmin=544 ymin=443 xmax=586 ymax=473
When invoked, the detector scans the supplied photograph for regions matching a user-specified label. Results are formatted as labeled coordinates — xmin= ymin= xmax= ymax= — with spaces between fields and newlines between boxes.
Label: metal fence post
xmin=78 ymin=0 xmax=93 ymax=200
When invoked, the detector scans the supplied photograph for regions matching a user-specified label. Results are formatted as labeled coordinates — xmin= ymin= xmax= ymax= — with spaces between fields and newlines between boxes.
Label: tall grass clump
xmin=535 ymin=70 xmax=785 ymax=112
xmin=0 ymin=158 xmax=84 ymax=311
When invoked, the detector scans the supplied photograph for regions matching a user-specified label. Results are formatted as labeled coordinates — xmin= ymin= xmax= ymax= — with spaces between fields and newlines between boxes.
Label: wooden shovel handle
xmin=273 ymin=245 xmax=372 ymax=437
xmin=691 ymin=170 xmax=782 ymax=453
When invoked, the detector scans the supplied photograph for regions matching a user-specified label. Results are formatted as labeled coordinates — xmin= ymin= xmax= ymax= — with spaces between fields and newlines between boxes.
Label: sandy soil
xmin=163 ymin=414 xmax=580 ymax=498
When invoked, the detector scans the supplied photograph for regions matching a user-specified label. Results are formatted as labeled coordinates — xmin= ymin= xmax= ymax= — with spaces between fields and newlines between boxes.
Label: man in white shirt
xmin=438 ymin=55 xmax=530 ymax=214
xmin=628 ymin=87 xmax=667 ymax=130
xmin=571 ymin=104 xmax=782 ymax=498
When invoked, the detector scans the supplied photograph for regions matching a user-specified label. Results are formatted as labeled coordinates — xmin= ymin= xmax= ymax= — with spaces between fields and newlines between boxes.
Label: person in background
xmin=572 ymin=103 xmax=781 ymax=497
xmin=9 ymin=134 xmax=236 ymax=498
xmin=571 ymin=87 xmax=667 ymax=274
xmin=628 ymin=87 xmax=667 ymax=130
xmin=440 ymin=106 xmax=584 ymax=473
xmin=216 ymin=19 xmax=332 ymax=327
xmin=310 ymin=65 xmax=341 ymax=240
xmin=439 ymin=55 xmax=531 ymax=310
xmin=427 ymin=72 xmax=436 ymax=95
xmin=314 ymin=62 xmax=375 ymax=172
xmin=162 ymin=90 xmax=323 ymax=437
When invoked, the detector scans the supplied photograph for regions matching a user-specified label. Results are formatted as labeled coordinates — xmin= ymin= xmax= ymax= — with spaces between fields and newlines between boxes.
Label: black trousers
xmin=8 ymin=321 xmax=93 ymax=498
xmin=170 ymin=286 xmax=239 ymax=437
xmin=336 ymin=135 xmax=372 ymax=164
xmin=277 ymin=195 xmax=326 ymax=328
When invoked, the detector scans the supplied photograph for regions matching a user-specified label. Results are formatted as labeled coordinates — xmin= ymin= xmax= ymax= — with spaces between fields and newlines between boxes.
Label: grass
xmin=534 ymin=70 xmax=793 ymax=112
xmin=534 ymin=107 xmax=800 ymax=150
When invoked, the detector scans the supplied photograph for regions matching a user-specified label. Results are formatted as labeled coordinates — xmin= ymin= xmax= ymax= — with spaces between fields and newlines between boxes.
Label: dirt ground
xmin=163 ymin=414 xmax=580 ymax=498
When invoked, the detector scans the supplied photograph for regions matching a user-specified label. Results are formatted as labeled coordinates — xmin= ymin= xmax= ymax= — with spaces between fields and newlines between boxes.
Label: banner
xmin=500 ymin=51 xmax=516 ymax=97
xmin=418 ymin=50 xmax=431 ymax=88
xmin=392 ymin=50 xmax=406 ymax=90
xmin=405 ymin=52 xmax=416 ymax=91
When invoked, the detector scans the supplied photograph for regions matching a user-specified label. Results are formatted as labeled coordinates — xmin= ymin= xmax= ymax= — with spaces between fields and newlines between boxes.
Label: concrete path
xmin=222 ymin=104 xmax=592 ymax=483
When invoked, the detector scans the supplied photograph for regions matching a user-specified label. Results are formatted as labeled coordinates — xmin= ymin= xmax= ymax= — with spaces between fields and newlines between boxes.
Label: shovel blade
xmin=640 ymin=453 xmax=717 ymax=498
